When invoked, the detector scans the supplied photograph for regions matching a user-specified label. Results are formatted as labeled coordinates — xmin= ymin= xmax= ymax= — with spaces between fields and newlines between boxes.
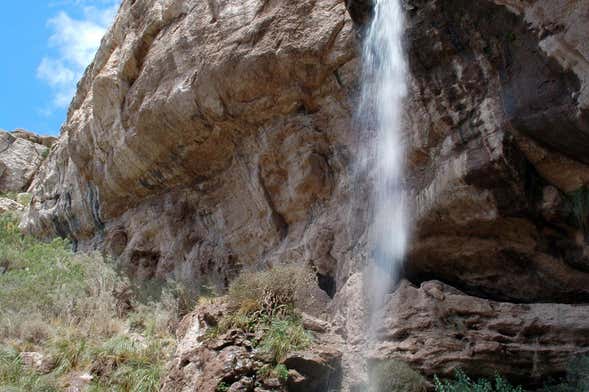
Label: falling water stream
xmin=358 ymin=0 xmax=408 ymax=333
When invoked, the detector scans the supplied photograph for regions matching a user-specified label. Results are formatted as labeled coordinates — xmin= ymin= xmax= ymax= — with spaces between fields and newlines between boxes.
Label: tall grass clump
xmin=214 ymin=264 xmax=315 ymax=365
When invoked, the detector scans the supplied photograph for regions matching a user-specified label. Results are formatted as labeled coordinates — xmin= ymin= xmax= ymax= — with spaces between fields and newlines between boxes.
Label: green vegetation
xmin=369 ymin=359 xmax=427 ymax=392
xmin=565 ymin=186 xmax=589 ymax=231
xmin=226 ymin=264 xmax=314 ymax=317
xmin=220 ymin=265 xmax=314 ymax=362
xmin=0 ymin=192 xmax=18 ymax=201
xmin=434 ymin=370 xmax=524 ymax=392
xmin=208 ymin=264 xmax=314 ymax=387
xmin=257 ymin=363 xmax=289 ymax=383
xmin=259 ymin=317 xmax=312 ymax=363
xmin=215 ymin=381 xmax=230 ymax=392
xmin=0 ymin=347 xmax=58 ymax=391
xmin=0 ymin=212 xmax=179 ymax=391
xmin=542 ymin=355 xmax=589 ymax=391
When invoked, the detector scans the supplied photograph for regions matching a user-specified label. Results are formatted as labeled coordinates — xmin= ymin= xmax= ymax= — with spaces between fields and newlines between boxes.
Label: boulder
xmin=0 ymin=197 xmax=24 ymax=214
xmin=284 ymin=347 xmax=342 ymax=392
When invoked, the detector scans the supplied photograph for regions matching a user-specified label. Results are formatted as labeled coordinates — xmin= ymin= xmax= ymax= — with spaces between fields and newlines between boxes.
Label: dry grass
xmin=213 ymin=264 xmax=315 ymax=364
xmin=227 ymin=263 xmax=317 ymax=316
xmin=0 ymin=212 xmax=179 ymax=391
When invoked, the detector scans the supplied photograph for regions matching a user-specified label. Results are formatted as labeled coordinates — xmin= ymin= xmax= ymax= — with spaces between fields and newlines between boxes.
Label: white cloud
xmin=37 ymin=1 xmax=120 ymax=112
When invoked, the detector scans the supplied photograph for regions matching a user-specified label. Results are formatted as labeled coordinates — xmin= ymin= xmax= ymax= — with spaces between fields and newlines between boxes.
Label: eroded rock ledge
xmin=373 ymin=280 xmax=589 ymax=386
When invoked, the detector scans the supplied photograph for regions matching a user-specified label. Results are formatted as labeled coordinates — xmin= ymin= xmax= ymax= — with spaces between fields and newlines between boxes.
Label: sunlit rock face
xmin=22 ymin=0 xmax=589 ymax=387
xmin=22 ymin=0 xmax=362 ymax=287
xmin=0 ymin=130 xmax=53 ymax=193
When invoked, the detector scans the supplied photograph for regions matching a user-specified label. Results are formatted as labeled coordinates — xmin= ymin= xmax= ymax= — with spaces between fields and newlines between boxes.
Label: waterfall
xmin=357 ymin=0 xmax=408 ymax=331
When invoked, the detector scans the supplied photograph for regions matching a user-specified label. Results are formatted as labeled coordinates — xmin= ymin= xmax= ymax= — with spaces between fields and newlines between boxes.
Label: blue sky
xmin=0 ymin=1 xmax=120 ymax=136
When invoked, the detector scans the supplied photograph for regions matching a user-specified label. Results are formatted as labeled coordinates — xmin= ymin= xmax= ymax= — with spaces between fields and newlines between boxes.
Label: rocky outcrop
xmin=9 ymin=129 xmax=57 ymax=149
xmin=23 ymin=0 xmax=589 ymax=299
xmin=372 ymin=280 xmax=589 ymax=386
xmin=162 ymin=302 xmax=342 ymax=392
xmin=0 ymin=130 xmax=52 ymax=193
xmin=20 ymin=0 xmax=589 ymax=387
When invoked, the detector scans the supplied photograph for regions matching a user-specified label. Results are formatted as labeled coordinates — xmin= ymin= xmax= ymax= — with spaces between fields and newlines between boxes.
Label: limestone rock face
xmin=22 ymin=0 xmax=359 ymax=286
xmin=0 ymin=130 xmax=51 ymax=193
xmin=402 ymin=0 xmax=589 ymax=303
xmin=20 ymin=0 xmax=589 ymax=386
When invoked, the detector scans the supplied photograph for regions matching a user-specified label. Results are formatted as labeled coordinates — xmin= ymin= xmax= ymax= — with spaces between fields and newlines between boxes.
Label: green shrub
xmin=369 ymin=359 xmax=427 ymax=392
xmin=542 ymin=354 xmax=589 ymax=391
xmin=565 ymin=186 xmax=589 ymax=230
xmin=434 ymin=370 xmax=524 ymax=392
xmin=258 ymin=363 xmax=290 ymax=382
xmin=259 ymin=317 xmax=312 ymax=363
xmin=274 ymin=364 xmax=289 ymax=382
xmin=211 ymin=265 xmax=315 ymax=366
xmin=89 ymin=335 xmax=167 ymax=392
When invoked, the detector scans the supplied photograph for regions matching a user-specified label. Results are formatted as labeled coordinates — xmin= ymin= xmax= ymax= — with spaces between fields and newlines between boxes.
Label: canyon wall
xmin=21 ymin=0 xmax=589 ymax=387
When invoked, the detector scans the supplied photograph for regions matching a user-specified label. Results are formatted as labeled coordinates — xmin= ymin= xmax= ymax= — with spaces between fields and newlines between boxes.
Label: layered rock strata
xmin=373 ymin=280 xmax=589 ymax=385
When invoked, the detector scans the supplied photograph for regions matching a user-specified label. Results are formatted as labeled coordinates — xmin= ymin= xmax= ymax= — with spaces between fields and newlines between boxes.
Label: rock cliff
xmin=20 ymin=0 xmax=589 ymax=388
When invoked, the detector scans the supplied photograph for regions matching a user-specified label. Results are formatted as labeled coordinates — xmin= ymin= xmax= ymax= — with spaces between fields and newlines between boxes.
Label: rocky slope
xmin=18 ymin=0 xmax=589 ymax=389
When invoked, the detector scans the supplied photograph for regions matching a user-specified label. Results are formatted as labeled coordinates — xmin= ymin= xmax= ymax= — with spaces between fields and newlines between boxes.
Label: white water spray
xmin=357 ymin=0 xmax=408 ymax=330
